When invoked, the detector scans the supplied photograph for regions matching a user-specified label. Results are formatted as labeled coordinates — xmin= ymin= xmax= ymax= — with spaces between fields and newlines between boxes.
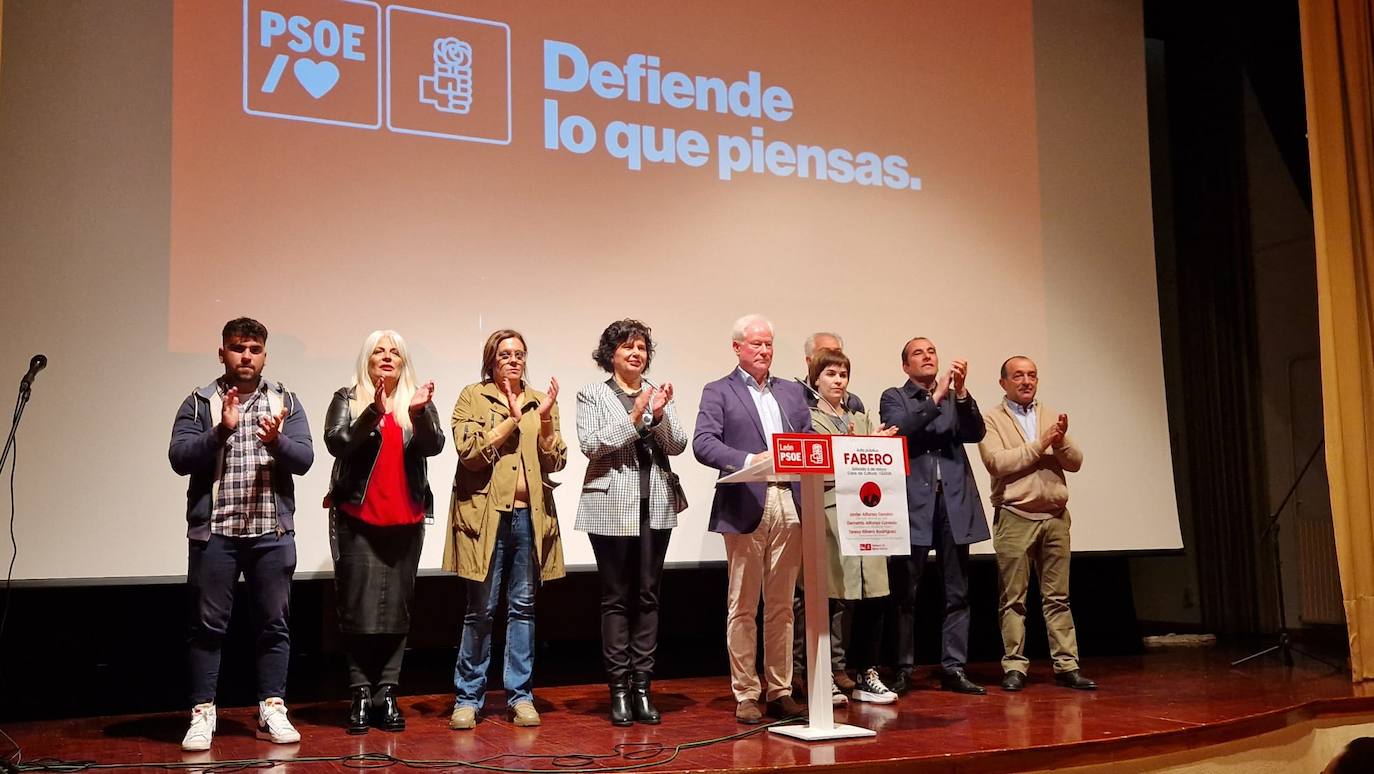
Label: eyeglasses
xmin=496 ymin=351 xmax=527 ymax=363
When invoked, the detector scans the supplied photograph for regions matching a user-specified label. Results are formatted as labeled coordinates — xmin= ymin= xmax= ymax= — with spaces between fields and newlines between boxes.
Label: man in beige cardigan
xmin=978 ymin=356 xmax=1096 ymax=692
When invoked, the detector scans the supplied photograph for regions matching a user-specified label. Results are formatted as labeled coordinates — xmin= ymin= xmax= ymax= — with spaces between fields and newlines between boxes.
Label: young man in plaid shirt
xmin=169 ymin=318 xmax=314 ymax=751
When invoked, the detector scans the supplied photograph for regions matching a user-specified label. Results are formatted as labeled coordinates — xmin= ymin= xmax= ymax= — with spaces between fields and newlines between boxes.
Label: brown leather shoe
xmin=833 ymin=670 xmax=857 ymax=693
xmin=735 ymin=699 xmax=763 ymax=724
xmin=767 ymin=695 xmax=807 ymax=719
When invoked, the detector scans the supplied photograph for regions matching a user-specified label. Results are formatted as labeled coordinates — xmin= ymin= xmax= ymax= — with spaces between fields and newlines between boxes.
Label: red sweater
xmin=341 ymin=413 xmax=424 ymax=526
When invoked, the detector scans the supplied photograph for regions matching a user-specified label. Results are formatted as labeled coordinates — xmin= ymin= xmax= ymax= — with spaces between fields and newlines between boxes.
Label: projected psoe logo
xmin=242 ymin=0 xmax=382 ymax=129
xmin=419 ymin=38 xmax=473 ymax=114
xmin=387 ymin=7 xmax=510 ymax=144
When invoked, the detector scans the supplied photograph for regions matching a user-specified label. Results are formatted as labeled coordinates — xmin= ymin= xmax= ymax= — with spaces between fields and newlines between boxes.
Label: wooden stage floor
xmin=4 ymin=649 xmax=1371 ymax=773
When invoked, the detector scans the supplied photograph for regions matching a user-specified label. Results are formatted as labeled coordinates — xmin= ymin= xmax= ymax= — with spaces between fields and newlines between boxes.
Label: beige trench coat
xmin=442 ymin=381 xmax=567 ymax=583
xmin=810 ymin=405 xmax=891 ymax=600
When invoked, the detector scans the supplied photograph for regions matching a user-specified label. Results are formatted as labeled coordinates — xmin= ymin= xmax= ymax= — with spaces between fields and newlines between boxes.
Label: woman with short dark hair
xmin=807 ymin=348 xmax=899 ymax=705
xmin=575 ymin=319 xmax=687 ymax=725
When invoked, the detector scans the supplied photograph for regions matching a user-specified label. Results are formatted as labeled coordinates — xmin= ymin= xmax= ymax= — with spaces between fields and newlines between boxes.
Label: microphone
xmin=776 ymin=378 xmax=798 ymax=433
xmin=19 ymin=354 xmax=47 ymax=393
xmin=792 ymin=376 xmax=822 ymax=401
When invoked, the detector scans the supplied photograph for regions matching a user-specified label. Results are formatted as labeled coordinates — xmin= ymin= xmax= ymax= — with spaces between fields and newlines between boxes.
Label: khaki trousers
xmin=995 ymin=507 xmax=1080 ymax=674
xmin=723 ymin=485 xmax=802 ymax=702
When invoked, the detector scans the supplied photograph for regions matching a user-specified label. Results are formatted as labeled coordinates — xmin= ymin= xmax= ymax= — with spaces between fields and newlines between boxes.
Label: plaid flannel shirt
xmin=210 ymin=383 xmax=278 ymax=537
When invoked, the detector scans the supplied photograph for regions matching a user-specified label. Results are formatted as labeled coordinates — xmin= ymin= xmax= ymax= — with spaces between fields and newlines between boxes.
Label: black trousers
xmin=588 ymin=502 xmax=672 ymax=682
xmin=345 ymin=633 xmax=407 ymax=689
xmin=887 ymin=491 xmax=971 ymax=672
xmin=186 ymin=532 xmax=295 ymax=704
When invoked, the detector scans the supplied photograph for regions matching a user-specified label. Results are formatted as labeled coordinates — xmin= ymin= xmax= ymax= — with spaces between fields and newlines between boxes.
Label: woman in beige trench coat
xmin=444 ymin=329 xmax=566 ymax=730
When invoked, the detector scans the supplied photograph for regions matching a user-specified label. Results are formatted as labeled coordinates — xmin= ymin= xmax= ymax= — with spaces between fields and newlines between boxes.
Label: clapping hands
xmin=221 ymin=387 xmax=241 ymax=432
xmin=535 ymin=377 xmax=559 ymax=420
xmin=630 ymin=382 xmax=674 ymax=427
xmin=372 ymin=377 xmax=388 ymax=415
xmin=257 ymin=406 xmax=287 ymax=445
xmin=949 ymin=358 xmax=969 ymax=397
xmin=217 ymin=386 xmax=288 ymax=446
xmin=1040 ymin=413 xmax=1069 ymax=450
xmin=649 ymin=382 xmax=673 ymax=421
xmin=410 ymin=380 xmax=435 ymax=414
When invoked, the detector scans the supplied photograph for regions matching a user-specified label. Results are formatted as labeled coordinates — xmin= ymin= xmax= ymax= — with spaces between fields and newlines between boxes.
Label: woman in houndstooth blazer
xmin=574 ymin=319 xmax=688 ymax=727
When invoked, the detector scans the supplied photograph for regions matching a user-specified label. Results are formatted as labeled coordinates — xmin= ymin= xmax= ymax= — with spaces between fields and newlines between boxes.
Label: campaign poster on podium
xmin=832 ymin=436 xmax=909 ymax=556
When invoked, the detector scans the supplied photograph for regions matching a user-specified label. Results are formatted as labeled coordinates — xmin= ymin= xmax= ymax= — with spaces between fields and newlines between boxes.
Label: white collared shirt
xmin=737 ymin=366 xmax=785 ymax=441
xmin=1006 ymin=397 xmax=1038 ymax=441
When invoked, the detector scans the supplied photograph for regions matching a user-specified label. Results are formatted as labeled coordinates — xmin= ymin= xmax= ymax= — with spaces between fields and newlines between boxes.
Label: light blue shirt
xmin=1006 ymin=398 xmax=1038 ymax=441
xmin=737 ymin=367 xmax=786 ymax=443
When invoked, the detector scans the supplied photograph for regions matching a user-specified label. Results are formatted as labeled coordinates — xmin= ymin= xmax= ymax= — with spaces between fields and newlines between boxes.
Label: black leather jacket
xmin=324 ymin=387 xmax=445 ymax=517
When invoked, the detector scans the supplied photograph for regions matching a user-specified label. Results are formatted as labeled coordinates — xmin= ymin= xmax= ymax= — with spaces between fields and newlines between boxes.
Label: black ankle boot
xmin=348 ymin=686 xmax=371 ymax=734
xmin=609 ymin=677 xmax=633 ymax=726
xmin=373 ymin=685 xmax=405 ymax=732
xmin=630 ymin=671 xmax=661 ymax=724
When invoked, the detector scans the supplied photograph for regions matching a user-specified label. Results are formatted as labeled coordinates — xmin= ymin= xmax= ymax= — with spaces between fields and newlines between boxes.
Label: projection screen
xmin=0 ymin=0 xmax=1178 ymax=581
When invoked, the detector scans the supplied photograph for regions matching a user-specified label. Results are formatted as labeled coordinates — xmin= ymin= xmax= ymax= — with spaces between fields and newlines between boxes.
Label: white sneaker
xmin=852 ymin=668 xmax=898 ymax=704
xmin=257 ymin=697 xmax=301 ymax=744
xmin=831 ymin=678 xmax=849 ymax=706
xmin=181 ymin=703 xmax=216 ymax=751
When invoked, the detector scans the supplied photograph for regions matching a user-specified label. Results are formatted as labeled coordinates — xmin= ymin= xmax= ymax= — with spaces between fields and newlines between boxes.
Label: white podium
xmin=719 ymin=447 xmax=877 ymax=742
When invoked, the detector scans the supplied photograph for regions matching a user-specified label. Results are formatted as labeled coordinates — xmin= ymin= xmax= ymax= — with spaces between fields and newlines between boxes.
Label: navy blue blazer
xmin=879 ymin=380 xmax=990 ymax=547
xmin=693 ymin=371 xmax=813 ymax=534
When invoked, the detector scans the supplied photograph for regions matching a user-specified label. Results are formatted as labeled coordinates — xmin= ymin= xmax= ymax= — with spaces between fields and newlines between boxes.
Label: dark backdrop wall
xmin=0 ymin=560 xmax=1142 ymax=722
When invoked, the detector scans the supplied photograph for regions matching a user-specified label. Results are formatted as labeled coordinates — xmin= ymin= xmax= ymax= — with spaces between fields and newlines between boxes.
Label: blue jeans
xmin=454 ymin=508 xmax=536 ymax=710
xmin=186 ymin=532 xmax=296 ymax=704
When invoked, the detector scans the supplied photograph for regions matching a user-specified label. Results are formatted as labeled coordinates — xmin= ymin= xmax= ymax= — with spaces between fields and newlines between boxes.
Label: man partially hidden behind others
xmin=169 ymin=318 xmax=315 ymax=750
xmin=977 ymin=356 xmax=1095 ymax=692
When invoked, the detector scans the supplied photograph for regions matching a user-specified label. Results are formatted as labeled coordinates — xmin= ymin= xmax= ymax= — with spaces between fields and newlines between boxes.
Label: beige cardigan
xmin=978 ymin=399 xmax=1083 ymax=519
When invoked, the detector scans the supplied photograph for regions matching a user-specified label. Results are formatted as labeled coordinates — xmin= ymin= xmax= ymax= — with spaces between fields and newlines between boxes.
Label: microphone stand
xmin=1231 ymin=437 xmax=1344 ymax=671
xmin=0 ymin=382 xmax=34 ymax=771
xmin=0 ymin=386 xmax=32 ymax=485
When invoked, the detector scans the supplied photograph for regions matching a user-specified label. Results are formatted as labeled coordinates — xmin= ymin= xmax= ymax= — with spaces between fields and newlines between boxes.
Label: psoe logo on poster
xmin=773 ymin=434 xmax=833 ymax=474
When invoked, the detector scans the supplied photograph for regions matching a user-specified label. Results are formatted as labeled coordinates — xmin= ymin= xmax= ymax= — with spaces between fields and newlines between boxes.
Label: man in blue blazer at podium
xmin=694 ymin=314 xmax=813 ymax=725
xmin=879 ymin=336 xmax=989 ymax=696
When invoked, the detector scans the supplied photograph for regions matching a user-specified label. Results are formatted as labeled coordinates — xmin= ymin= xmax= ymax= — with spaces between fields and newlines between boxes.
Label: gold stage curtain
xmin=1300 ymin=0 xmax=1374 ymax=681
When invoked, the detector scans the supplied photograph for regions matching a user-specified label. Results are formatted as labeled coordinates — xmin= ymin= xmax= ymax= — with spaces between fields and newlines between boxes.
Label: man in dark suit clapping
xmin=879 ymin=337 xmax=989 ymax=696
